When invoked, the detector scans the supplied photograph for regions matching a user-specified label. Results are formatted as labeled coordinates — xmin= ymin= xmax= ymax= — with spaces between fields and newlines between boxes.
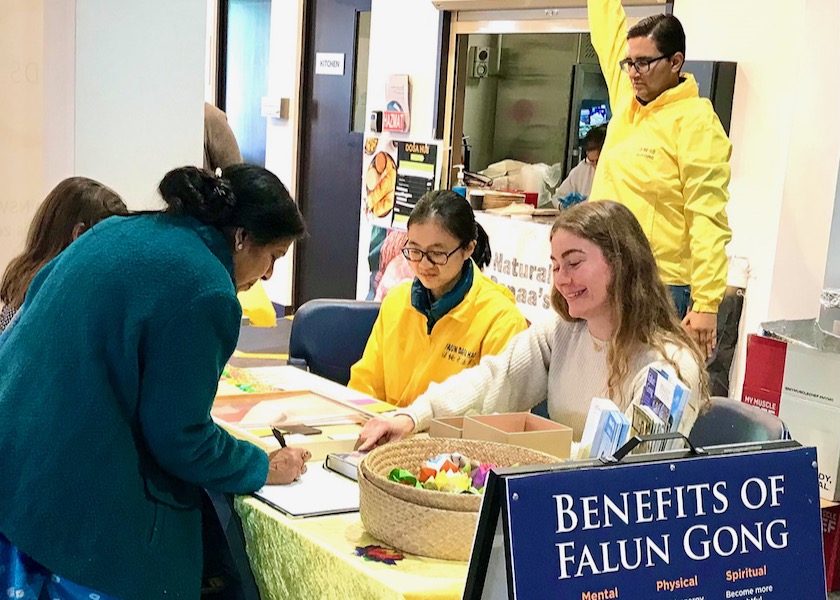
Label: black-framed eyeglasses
xmin=619 ymin=54 xmax=672 ymax=74
xmin=401 ymin=244 xmax=464 ymax=266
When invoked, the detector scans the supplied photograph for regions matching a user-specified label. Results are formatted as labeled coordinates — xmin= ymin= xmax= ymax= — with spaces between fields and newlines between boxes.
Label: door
xmin=220 ymin=0 xmax=272 ymax=165
xmin=295 ymin=0 xmax=371 ymax=305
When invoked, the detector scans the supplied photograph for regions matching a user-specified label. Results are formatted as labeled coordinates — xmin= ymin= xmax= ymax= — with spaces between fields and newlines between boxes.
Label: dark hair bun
xmin=158 ymin=166 xmax=236 ymax=226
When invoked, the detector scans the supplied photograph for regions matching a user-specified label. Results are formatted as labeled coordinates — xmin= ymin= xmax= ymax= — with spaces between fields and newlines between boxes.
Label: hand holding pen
xmin=266 ymin=426 xmax=311 ymax=485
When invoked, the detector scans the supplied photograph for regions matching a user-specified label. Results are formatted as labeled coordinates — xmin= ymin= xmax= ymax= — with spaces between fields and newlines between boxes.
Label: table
xmin=226 ymin=367 xmax=840 ymax=599
xmin=474 ymin=212 xmax=554 ymax=324
xmin=235 ymin=497 xmax=467 ymax=600
xmin=224 ymin=367 xmax=468 ymax=600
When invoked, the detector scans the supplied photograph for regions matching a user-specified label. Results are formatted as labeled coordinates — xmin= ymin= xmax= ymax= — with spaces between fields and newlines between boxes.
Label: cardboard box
xmin=462 ymin=413 xmax=571 ymax=459
xmin=429 ymin=416 xmax=465 ymax=439
xmin=824 ymin=503 xmax=840 ymax=592
xmin=742 ymin=333 xmax=840 ymax=501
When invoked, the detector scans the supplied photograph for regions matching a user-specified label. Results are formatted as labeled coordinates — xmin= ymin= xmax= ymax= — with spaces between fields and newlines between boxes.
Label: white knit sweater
xmin=399 ymin=315 xmax=702 ymax=440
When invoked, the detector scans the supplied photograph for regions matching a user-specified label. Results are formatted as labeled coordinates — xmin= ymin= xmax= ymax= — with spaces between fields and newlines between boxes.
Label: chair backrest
xmin=288 ymin=299 xmax=381 ymax=385
xmin=688 ymin=396 xmax=789 ymax=447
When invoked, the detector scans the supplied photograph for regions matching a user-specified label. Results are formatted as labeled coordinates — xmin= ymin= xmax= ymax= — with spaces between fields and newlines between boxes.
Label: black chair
xmin=288 ymin=299 xmax=381 ymax=385
xmin=688 ymin=396 xmax=789 ymax=447
xmin=531 ymin=399 xmax=550 ymax=419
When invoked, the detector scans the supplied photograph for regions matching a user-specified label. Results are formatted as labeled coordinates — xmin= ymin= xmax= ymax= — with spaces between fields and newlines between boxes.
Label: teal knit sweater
xmin=0 ymin=214 xmax=268 ymax=599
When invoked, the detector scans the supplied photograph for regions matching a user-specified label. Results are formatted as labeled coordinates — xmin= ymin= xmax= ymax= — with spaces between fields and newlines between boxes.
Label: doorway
xmin=218 ymin=0 xmax=271 ymax=166
xmin=295 ymin=0 xmax=371 ymax=306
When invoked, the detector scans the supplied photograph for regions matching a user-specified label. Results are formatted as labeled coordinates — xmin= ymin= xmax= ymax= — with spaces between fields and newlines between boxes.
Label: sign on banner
xmin=475 ymin=213 xmax=554 ymax=323
xmin=466 ymin=444 xmax=826 ymax=600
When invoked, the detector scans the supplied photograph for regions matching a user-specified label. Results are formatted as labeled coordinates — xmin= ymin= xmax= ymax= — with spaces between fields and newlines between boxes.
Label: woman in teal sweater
xmin=0 ymin=165 xmax=308 ymax=599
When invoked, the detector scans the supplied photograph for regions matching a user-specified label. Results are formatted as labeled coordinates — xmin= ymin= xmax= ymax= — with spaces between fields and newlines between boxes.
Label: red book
xmin=824 ymin=504 xmax=840 ymax=591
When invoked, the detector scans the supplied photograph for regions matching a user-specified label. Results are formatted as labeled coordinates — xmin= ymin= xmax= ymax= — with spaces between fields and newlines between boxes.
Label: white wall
xmin=0 ymin=0 xmax=44 ymax=274
xmin=206 ymin=0 xmax=219 ymax=104
xmin=2 ymin=0 xmax=217 ymax=279
xmin=73 ymin=0 xmax=206 ymax=209
xmin=365 ymin=1 xmax=443 ymax=140
xmin=675 ymin=0 xmax=840 ymax=397
xmin=42 ymin=0 xmax=75 ymax=192
xmin=766 ymin=0 xmax=840 ymax=319
xmin=355 ymin=0 xmax=444 ymax=298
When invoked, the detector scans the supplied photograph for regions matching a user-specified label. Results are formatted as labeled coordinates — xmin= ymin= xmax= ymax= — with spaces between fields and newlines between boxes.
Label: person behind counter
xmin=357 ymin=200 xmax=708 ymax=451
xmin=553 ymin=124 xmax=607 ymax=210
xmin=0 ymin=165 xmax=310 ymax=600
xmin=0 ymin=177 xmax=128 ymax=333
xmin=348 ymin=189 xmax=527 ymax=408
xmin=204 ymin=101 xmax=243 ymax=173
xmin=587 ymin=0 xmax=732 ymax=359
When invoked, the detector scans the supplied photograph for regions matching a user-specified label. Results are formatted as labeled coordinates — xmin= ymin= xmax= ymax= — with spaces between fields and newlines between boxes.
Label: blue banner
xmin=506 ymin=447 xmax=825 ymax=599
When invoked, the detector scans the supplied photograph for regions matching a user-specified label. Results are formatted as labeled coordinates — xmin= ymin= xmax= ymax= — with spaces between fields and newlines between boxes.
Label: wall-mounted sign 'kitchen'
xmin=315 ymin=52 xmax=345 ymax=76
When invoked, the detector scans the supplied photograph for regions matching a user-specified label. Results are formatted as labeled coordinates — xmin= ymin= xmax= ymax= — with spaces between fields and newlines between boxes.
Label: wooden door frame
xmin=288 ymin=0 xmax=309 ymax=310
xmin=215 ymin=0 xmax=229 ymax=110
xmin=293 ymin=0 xmax=315 ymax=309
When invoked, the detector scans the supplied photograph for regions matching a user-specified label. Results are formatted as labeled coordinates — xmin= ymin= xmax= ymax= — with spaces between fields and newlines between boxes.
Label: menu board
xmin=391 ymin=141 xmax=438 ymax=231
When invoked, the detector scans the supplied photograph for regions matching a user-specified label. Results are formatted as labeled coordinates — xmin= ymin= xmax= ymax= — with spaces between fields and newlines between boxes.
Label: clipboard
xmin=253 ymin=464 xmax=360 ymax=518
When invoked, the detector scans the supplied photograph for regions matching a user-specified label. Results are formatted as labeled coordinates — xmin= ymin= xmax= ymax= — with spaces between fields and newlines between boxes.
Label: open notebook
xmin=253 ymin=464 xmax=360 ymax=518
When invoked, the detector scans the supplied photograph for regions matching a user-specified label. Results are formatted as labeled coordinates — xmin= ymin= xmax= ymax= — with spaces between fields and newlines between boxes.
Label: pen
xmin=272 ymin=427 xmax=287 ymax=448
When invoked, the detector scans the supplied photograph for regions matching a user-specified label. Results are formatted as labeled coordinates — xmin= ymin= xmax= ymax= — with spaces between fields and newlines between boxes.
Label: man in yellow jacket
xmin=587 ymin=0 xmax=732 ymax=358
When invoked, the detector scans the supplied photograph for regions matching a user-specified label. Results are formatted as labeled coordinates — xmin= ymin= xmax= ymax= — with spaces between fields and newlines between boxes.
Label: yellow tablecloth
xmin=234 ymin=496 xmax=467 ymax=600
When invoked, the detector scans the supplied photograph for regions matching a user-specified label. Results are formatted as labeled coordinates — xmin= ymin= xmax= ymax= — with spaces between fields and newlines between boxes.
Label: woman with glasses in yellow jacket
xmin=587 ymin=0 xmax=732 ymax=359
xmin=349 ymin=190 xmax=528 ymax=407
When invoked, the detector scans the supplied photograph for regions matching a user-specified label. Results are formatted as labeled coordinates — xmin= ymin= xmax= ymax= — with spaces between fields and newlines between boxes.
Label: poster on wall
xmin=362 ymin=136 xmax=398 ymax=230
xmin=383 ymin=74 xmax=410 ymax=133
xmin=360 ymin=135 xmax=442 ymax=301
xmin=361 ymin=134 xmax=401 ymax=301
xmin=391 ymin=141 xmax=438 ymax=231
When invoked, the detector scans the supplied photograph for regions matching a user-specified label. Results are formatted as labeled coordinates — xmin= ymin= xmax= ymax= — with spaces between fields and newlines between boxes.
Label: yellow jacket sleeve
xmin=677 ymin=109 xmax=733 ymax=312
xmin=480 ymin=310 xmax=528 ymax=358
xmin=348 ymin=310 xmax=387 ymax=401
xmin=236 ymin=280 xmax=276 ymax=327
xmin=587 ymin=0 xmax=634 ymax=112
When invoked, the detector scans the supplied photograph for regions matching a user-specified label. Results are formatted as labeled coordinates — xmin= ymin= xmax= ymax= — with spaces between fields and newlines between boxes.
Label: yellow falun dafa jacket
xmin=348 ymin=263 xmax=528 ymax=408
xmin=588 ymin=0 xmax=732 ymax=312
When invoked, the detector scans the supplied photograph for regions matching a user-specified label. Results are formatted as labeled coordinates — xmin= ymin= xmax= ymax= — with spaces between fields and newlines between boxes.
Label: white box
xmin=742 ymin=330 xmax=840 ymax=501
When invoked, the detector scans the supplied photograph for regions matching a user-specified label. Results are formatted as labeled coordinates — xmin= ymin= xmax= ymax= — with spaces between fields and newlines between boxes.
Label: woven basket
xmin=358 ymin=438 xmax=558 ymax=561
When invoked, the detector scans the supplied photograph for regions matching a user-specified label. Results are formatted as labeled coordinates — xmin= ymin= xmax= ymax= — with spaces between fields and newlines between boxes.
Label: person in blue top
xmin=0 ymin=164 xmax=309 ymax=600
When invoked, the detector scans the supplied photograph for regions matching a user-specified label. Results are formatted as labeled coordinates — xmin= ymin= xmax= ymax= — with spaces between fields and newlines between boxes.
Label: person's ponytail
xmin=472 ymin=222 xmax=492 ymax=269
xmin=158 ymin=166 xmax=236 ymax=227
